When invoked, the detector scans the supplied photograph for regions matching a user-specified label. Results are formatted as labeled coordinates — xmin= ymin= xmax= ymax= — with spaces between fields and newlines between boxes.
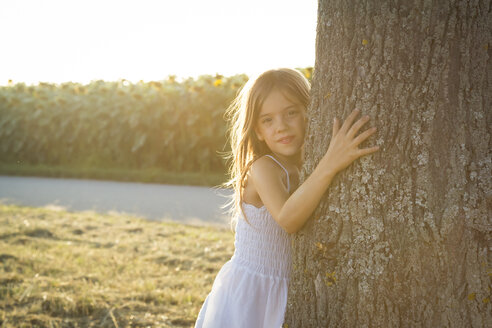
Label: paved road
xmin=0 ymin=175 xmax=233 ymax=228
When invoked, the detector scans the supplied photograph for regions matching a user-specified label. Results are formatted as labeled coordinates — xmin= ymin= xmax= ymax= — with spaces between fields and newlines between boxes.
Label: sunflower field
xmin=0 ymin=68 xmax=313 ymax=176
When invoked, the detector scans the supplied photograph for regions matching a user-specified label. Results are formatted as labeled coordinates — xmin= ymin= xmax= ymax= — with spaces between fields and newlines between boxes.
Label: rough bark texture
xmin=284 ymin=1 xmax=491 ymax=327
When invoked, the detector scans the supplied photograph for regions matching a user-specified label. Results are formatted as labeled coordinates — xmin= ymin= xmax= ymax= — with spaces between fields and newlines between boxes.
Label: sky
xmin=0 ymin=0 xmax=317 ymax=85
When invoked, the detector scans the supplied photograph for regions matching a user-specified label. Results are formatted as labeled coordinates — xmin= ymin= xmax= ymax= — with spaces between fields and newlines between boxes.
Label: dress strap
xmin=264 ymin=155 xmax=290 ymax=193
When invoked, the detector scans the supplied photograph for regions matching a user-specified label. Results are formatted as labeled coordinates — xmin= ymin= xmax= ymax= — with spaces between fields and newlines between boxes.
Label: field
xmin=0 ymin=162 xmax=227 ymax=187
xmin=0 ymin=204 xmax=234 ymax=327
xmin=0 ymin=69 xmax=313 ymax=187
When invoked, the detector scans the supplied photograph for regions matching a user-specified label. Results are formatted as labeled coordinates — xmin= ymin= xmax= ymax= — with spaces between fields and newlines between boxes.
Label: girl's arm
xmin=251 ymin=108 xmax=379 ymax=234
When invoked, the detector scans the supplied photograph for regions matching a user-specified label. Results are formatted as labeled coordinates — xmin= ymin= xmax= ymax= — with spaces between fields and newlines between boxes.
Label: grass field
xmin=0 ymin=204 xmax=235 ymax=327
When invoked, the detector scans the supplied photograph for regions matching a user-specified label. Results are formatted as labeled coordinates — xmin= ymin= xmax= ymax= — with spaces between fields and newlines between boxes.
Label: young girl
xmin=194 ymin=68 xmax=379 ymax=327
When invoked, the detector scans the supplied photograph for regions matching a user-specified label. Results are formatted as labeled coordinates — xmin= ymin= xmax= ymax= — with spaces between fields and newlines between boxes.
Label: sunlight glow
xmin=0 ymin=0 xmax=317 ymax=85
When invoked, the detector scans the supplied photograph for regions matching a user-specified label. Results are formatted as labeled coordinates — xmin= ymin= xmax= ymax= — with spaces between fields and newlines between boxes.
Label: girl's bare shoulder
xmin=242 ymin=156 xmax=277 ymax=207
xmin=250 ymin=155 xmax=300 ymax=193
xmin=243 ymin=155 xmax=288 ymax=207
xmin=249 ymin=156 xmax=290 ymax=194
xmin=250 ymin=155 xmax=284 ymax=179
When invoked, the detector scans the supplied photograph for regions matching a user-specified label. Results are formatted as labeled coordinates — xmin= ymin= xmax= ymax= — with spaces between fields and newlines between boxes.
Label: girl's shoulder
xmin=250 ymin=155 xmax=300 ymax=194
xmin=251 ymin=155 xmax=299 ymax=177
xmin=249 ymin=155 xmax=295 ymax=192
xmin=250 ymin=155 xmax=284 ymax=178
xmin=242 ymin=155 xmax=281 ymax=208
xmin=243 ymin=155 xmax=290 ymax=207
xmin=243 ymin=155 xmax=285 ymax=192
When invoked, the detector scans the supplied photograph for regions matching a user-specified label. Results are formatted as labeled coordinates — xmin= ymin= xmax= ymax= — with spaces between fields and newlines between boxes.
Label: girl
xmin=194 ymin=68 xmax=379 ymax=327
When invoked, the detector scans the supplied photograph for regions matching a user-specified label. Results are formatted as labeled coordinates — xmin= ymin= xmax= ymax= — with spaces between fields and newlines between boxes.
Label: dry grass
xmin=0 ymin=204 xmax=234 ymax=327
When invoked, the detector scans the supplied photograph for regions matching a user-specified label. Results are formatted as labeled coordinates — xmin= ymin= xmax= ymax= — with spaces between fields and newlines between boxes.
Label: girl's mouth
xmin=278 ymin=136 xmax=294 ymax=144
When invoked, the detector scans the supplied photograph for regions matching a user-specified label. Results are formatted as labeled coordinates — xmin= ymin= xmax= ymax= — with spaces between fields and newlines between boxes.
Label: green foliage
xmin=0 ymin=69 xmax=313 ymax=173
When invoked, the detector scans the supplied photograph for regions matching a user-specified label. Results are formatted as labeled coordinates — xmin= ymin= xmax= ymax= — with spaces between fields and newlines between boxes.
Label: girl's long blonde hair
xmin=222 ymin=68 xmax=311 ymax=231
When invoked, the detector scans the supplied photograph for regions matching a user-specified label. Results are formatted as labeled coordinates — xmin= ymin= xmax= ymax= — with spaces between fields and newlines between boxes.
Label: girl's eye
xmin=261 ymin=117 xmax=272 ymax=124
xmin=288 ymin=110 xmax=298 ymax=116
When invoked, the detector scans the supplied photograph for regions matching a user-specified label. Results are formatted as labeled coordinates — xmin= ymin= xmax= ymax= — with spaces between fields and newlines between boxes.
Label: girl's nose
xmin=275 ymin=117 xmax=288 ymax=132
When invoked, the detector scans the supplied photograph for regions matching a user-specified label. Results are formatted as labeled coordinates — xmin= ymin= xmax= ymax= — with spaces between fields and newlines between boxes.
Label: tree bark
xmin=284 ymin=1 xmax=491 ymax=327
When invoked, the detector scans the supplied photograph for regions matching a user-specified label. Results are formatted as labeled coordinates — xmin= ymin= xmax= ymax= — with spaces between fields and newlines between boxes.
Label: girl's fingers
xmin=340 ymin=109 xmax=360 ymax=134
xmin=357 ymin=145 xmax=380 ymax=157
xmin=351 ymin=127 xmax=377 ymax=147
xmin=332 ymin=117 xmax=339 ymax=138
xmin=347 ymin=116 xmax=370 ymax=139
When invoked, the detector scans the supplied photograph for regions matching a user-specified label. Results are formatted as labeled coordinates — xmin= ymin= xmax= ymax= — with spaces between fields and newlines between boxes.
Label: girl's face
xmin=254 ymin=88 xmax=306 ymax=165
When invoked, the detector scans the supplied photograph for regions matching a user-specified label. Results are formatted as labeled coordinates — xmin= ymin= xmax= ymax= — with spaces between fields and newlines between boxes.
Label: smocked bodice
xmin=231 ymin=202 xmax=292 ymax=279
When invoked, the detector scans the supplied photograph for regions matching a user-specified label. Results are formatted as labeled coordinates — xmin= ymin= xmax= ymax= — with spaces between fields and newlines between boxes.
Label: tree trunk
xmin=284 ymin=1 xmax=491 ymax=327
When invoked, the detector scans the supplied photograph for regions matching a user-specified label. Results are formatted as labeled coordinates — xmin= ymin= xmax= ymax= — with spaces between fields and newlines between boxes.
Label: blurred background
xmin=0 ymin=0 xmax=315 ymax=186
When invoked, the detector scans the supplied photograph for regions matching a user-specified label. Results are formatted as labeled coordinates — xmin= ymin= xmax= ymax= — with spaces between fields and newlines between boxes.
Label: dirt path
xmin=0 ymin=175 xmax=233 ymax=228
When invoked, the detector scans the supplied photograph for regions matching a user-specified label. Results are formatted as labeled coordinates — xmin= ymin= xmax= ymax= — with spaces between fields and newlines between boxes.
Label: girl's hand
xmin=320 ymin=108 xmax=379 ymax=176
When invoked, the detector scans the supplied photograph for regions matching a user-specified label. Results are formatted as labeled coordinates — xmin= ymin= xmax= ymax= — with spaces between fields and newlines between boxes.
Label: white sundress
xmin=194 ymin=155 xmax=292 ymax=328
